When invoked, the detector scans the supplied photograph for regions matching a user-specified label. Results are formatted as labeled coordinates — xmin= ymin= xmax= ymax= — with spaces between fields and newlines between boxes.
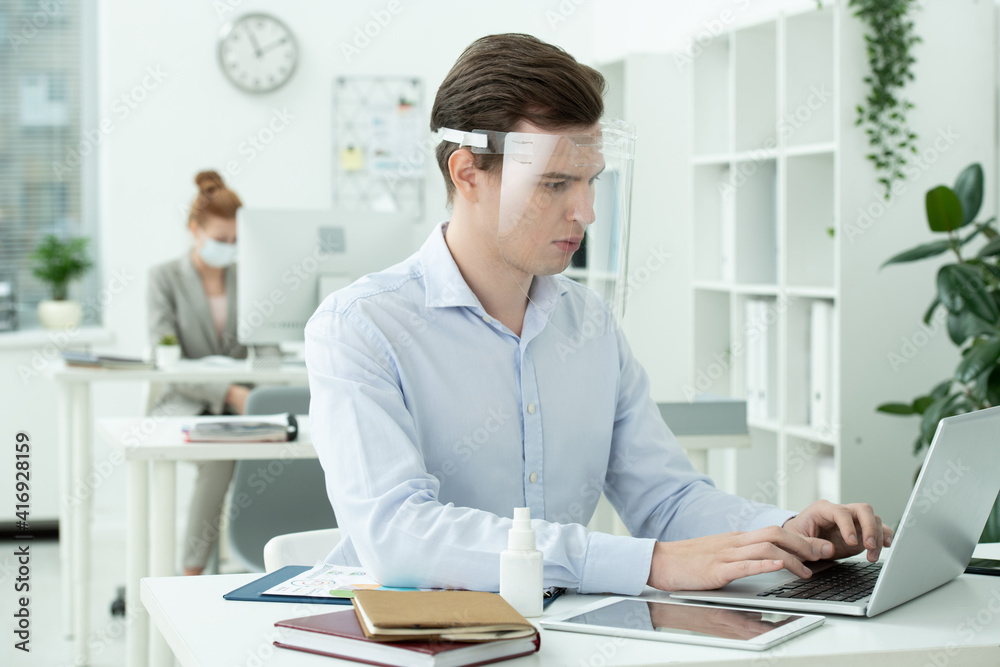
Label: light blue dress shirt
xmin=304 ymin=222 xmax=794 ymax=595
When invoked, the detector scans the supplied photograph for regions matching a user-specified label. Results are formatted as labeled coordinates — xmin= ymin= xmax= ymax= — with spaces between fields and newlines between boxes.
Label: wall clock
xmin=218 ymin=13 xmax=298 ymax=93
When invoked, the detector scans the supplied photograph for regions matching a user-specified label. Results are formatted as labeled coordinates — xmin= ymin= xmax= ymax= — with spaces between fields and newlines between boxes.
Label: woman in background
xmin=148 ymin=170 xmax=250 ymax=575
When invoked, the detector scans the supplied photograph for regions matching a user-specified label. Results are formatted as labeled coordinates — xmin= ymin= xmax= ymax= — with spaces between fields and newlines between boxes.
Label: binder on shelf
xmin=810 ymin=300 xmax=834 ymax=430
xmin=720 ymin=183 xmax=736 ymax=282
xmin=744 ymin=299 xmax=760 ymax=419
xmin=745 ymin=299 xmax=774 ymax=422
xmin=757 ymin=300 xmax=772 ymax=421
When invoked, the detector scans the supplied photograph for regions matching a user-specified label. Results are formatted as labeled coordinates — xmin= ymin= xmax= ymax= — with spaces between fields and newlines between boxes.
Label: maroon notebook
xmin=274 ymin=609 xmax=540 ymax=667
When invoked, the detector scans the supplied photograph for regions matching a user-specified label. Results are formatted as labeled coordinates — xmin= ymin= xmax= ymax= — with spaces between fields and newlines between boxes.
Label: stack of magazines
xmin=181 ymin=413 xmax=298 ymax=443
xmin=62 ymin=350 xmax=155 ymax=370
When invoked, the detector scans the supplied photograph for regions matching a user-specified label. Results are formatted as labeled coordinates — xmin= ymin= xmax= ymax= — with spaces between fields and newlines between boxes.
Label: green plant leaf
xmin=977 ymin=237 xmax=1000 ymax=259
xmin=881 ymin=240 xmax=953 ymax=269
xmin=956 ymin=339 xmax=1000 ymax=383
xmin=954 ymin=163 xmax=984 ymax=226
xmin=987 ymin=366 xmax=1000 ymax=407
xmin=925 ymin=186 xmax=965 ymax=233
xmin=978 ymin=261 xmax=1000 ymax=283
xmin=877 ymin=402 xmax=915 ymax=415
xmin=961 ymin=223 xmax=991 ymax=247
xmin=920 ymin=392 xmax=970 ymax=445
xmin=937 ymin=264 xmax=1000 ymax=323
xmin=947 ymin=313 xmax=968 ymax=346
xmin=923 ymin=296 xmax=941 ymax=325
xmin=930 ymin=379 xmax=953 ymax=400
xmin=947 ymin=311 xmax=994 ymax=346
xmin=912 ymin=395 xmax=935 ymax=414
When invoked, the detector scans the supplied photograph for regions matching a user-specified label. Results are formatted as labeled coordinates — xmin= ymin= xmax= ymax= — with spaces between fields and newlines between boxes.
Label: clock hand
xmin=258 ymin=37 xmax=289 ymax=55
xmin=247 ymin=28 xmax=263 ymax=57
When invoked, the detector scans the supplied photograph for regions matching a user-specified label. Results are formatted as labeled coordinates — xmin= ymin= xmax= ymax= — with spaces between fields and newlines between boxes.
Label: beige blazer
xmin=147 ymin=253 xmax=247 ymax=416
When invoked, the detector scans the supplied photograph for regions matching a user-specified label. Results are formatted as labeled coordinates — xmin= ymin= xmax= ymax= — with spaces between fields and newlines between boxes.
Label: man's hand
xmin=782 ymin=500 xmax=894 ymax=563
xmin=646 ymin=526 xmax=835 ymax=592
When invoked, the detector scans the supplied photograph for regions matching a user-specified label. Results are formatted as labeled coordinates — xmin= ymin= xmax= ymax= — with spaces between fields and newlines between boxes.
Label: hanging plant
xmin=818 ymin=0 xmax=921 ymax=199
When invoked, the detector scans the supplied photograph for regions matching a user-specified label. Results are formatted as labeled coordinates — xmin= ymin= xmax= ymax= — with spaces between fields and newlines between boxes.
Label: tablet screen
xmin=561 ymin=599 xmax=805 ymax=641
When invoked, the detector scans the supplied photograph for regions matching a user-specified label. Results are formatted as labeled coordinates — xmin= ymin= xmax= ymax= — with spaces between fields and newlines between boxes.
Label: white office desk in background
xmin=141 ymin=544 xmax=1000 ymax=667
xmin=48 ymin=358 xmax=308 ymax=666
xmin=99 ymin=414 xmax=317 ymax=667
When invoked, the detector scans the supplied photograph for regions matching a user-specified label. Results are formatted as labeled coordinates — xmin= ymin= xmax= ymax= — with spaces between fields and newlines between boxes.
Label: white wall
xmin=592 ymin=0 xmax=822 ymax=61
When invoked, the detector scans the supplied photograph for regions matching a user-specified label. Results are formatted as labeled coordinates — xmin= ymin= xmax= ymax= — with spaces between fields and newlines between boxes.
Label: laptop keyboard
xmin=756 ymin=561 xmax=882 ymax=603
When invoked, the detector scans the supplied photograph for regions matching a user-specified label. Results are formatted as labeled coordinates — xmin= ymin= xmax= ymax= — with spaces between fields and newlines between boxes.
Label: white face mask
xmin=198 ymin=236 xmax=238 ymax=268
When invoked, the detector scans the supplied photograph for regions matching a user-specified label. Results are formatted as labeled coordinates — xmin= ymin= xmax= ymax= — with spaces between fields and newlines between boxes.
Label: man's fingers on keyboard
xmin=733 ymin=543 xmax=811 ymax=578
xmin=831 ymin=506 xmax=859 ymax=547
xmin=723 ymin=558 xmax=786 ymax=584
xmin=742 ymin=526 xmax=830 ymax=561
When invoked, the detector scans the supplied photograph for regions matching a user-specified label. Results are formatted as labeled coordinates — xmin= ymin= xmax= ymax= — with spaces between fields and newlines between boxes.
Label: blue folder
xmin=223 ymin=565 xmax=565 ymax=608
xmin=223 ymin=565 xmax=352 ymax=605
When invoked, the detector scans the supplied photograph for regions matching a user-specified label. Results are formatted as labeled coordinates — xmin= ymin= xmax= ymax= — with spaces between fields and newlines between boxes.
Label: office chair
xmin=226 ymin=386 xmax=337 ymax=572
xmin=263 ymin=527 xmax=342 ymax=571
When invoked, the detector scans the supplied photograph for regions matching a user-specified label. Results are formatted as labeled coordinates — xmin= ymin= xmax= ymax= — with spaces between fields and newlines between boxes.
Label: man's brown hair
xmin=430 ymin=33 xmax=606 ymax=203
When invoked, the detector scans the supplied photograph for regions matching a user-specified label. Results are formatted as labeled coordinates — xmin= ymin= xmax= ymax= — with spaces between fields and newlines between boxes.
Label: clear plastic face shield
xmin=439 ymin=119 xmax=637 ymax=336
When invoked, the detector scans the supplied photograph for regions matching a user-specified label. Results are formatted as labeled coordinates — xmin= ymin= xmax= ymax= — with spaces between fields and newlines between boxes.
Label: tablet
xmin=540 ymin=597 xmax=824 ymax=651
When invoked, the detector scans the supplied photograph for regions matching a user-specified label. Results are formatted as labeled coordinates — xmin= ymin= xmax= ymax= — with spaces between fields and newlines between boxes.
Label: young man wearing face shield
xmin=305 ymin=34 xmax=892 ymax=596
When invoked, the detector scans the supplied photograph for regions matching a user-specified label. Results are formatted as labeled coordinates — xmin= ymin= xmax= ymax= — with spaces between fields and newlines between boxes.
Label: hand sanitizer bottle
xmin=499 ymin=507 xmax=543 ymax=617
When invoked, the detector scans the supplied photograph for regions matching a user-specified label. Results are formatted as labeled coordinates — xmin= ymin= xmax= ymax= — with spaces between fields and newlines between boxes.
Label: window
xmin=0 ymin=0 xmax=98 ymax=330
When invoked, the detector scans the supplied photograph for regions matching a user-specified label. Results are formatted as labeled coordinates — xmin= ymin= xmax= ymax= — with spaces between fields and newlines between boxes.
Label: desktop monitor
xmin=236 ymin=208 xmax=416 ymax=346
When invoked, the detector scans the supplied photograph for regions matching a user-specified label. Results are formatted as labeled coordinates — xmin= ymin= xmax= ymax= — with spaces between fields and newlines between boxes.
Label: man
xmin=305 ymin=33 xmax=891 ymax=595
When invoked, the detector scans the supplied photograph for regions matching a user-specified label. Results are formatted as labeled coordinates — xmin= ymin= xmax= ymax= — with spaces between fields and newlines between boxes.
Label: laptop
xmin=671 ymin=405 xmax=1000 ymax=617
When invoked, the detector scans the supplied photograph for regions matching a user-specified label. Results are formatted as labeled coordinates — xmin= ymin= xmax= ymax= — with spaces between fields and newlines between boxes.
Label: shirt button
xmin=529 ymin=472 xmax=538 ymax=483
xmin=483 ymin=315 xmax=491 ymax=323
xmin=527 ymin=403 xmax=536 ymax=415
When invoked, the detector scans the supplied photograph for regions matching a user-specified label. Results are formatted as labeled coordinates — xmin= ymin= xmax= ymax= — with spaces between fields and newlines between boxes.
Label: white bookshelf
xmin=691 ymin=1 xmax=996 ymax=520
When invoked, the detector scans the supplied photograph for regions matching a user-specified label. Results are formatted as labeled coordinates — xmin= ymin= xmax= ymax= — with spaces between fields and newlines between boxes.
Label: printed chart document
xmin=262 ymin=562 xmax=407 ymax=599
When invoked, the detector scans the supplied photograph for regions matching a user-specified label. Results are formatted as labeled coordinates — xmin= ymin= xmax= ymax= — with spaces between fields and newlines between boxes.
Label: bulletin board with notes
xmin=332 ymin=76 xmax=425 ymax=218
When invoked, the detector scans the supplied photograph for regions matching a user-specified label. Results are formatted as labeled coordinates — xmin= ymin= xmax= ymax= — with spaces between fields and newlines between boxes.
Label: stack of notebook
xmin=62 ymin=351 xmax=155 ymax=370
xmin=274 ymin=590 xmax=540 ymax=666
xmin=181 ymin=413 xmax=298 ymax=443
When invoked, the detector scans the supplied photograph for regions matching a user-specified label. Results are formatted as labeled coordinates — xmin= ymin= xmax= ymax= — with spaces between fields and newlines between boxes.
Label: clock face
xmin=218 ymin=13 xmax=298 ymax=93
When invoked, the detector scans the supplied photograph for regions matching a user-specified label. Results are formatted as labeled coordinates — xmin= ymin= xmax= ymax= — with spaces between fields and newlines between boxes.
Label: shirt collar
xmin=420 ymin=221 xmax=483 ymax=309
xmin=419 ymin=221 xmax=571 ymax=315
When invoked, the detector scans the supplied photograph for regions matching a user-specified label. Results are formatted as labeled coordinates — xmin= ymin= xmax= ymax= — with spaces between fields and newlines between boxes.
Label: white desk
xmin=98 ymin=414 xmax=317 ymax=667
xmin=141 ymin=544 xmax=1000 ymax=666
xmin=49 ymin=359 xmax=307 ymax=665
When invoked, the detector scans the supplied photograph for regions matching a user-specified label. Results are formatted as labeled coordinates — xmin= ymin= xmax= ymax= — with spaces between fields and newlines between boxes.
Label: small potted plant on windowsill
xmin=156 ymin=333 xmax=181 ymax=369
xmin=30 ymin=234 xmax=93 ymax=330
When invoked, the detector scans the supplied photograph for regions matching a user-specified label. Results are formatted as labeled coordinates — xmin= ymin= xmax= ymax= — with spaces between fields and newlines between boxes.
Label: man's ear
xmin=448 ymin=149 xmax=479 ymax=203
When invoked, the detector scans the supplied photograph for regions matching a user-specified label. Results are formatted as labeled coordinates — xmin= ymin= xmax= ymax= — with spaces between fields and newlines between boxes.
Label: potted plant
xmin=877 ymin=163 xmax=1000 ymax=542
xmin=156 ymin=333 xmax=181 ymax=369
xmin=30 ymin=234 xmax=93 ymax=330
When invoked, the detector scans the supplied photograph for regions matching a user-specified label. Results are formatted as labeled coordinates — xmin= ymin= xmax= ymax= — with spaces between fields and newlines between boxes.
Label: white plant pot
xmin=156 ymin=345 xmax=182 ymax=369
xmin=37 ymin=300 xmax=82 ymax=330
